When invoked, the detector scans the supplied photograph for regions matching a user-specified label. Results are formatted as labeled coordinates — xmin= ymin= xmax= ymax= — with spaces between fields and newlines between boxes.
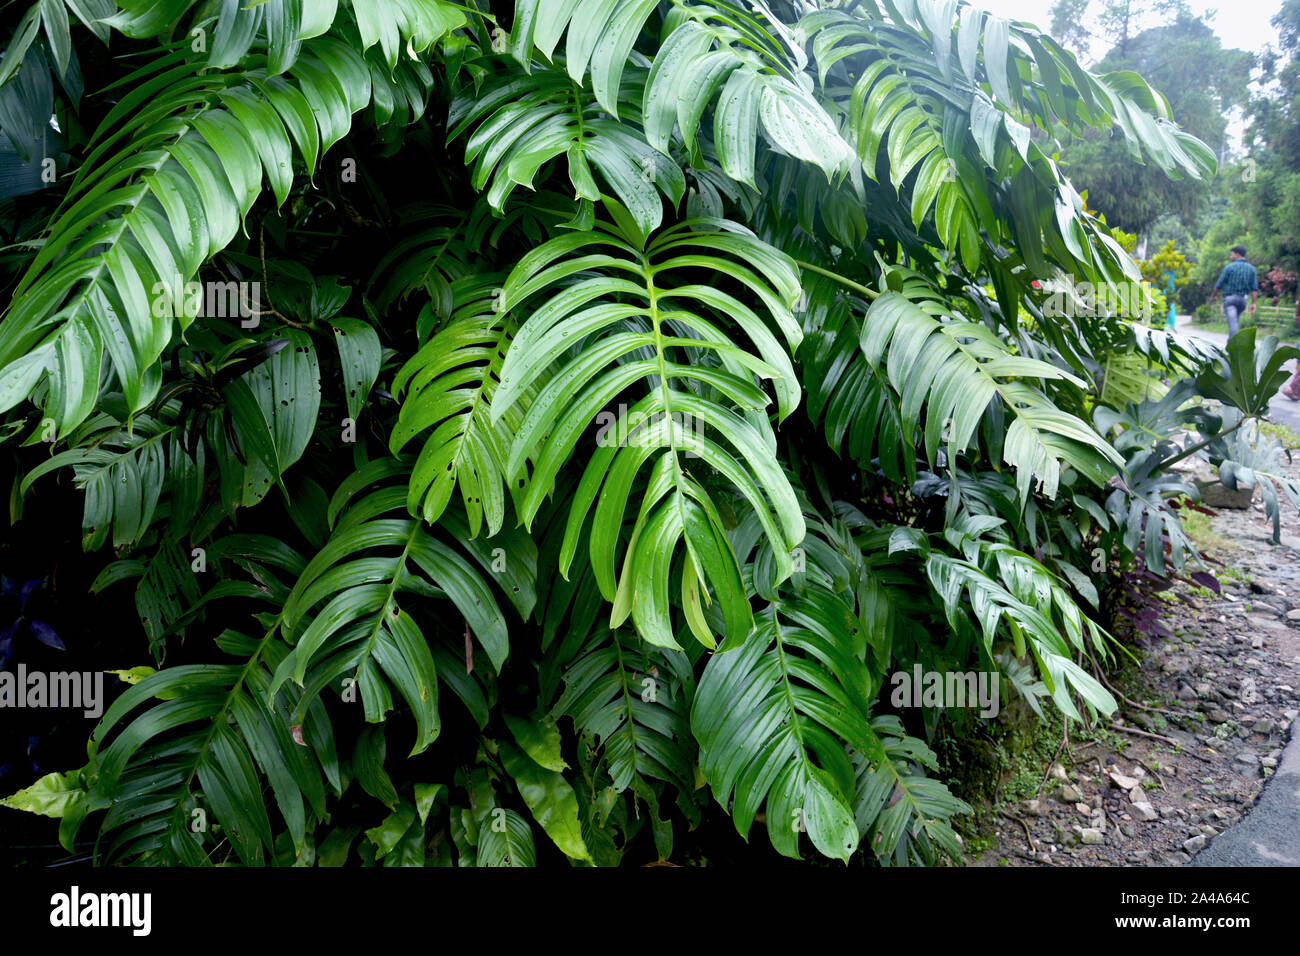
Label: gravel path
xmin=970 ymin=334 xmax=1300 ymax=867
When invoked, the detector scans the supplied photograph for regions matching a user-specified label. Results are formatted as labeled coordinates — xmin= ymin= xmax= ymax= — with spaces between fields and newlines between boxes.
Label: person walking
xmin=1209 ymin=245 xmax=1258 ymax=337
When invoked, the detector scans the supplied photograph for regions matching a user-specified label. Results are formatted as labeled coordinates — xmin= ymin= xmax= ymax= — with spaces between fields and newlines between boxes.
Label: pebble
xmin=1132 ymin=802 xmax=1158 ymax=822
xmin=1109 ymin=771 xmax=1141 ymax=790
xmin=1183 ymin=834 xmax=1208 ymax=853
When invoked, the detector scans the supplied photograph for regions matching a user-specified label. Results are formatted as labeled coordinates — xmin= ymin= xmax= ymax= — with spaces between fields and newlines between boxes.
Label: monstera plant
xmin=0 ymin=0 xmax=1281 ymax=866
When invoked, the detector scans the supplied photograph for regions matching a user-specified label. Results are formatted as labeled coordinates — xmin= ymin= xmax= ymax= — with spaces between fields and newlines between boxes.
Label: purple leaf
xmin=28 ymin=620 xmax=65 ymax=650
xmin=18 ymin=578 xmax=41 ymax=607
xmin=1189 ymin=571 xmax=1221 ymax=594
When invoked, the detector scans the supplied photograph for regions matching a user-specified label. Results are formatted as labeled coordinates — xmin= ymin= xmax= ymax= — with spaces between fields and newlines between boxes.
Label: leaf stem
xmin=794 ymin=260 xmax=879 ymax=299
xmin=1161 ymin=416 xmax=1250 ymax=470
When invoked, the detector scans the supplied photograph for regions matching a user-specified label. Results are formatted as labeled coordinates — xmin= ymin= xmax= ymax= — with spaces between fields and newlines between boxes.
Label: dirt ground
xmin=969 ymin=444 xmax=1300 ymax=867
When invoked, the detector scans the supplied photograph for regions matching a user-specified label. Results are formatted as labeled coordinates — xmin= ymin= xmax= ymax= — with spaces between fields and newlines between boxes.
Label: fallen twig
xmin=1001 ymin=810 xmax=1036 ymax=855
xmin=1110 ymin=723 xmax=1214 ymax=762
xmin=1092 ymin=663 xmax=1197 ymax=719
xmin=1036 ymin=722 xmax=1070 ymax=799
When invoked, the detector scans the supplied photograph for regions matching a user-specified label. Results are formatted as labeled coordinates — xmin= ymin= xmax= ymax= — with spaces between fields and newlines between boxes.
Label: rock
xmin=1080 ymin=828 xmax=1104 ymax=845
xmin=1235 ymin=751 xmax=1258 ymax=765
xmin=1132 ymin=802 xmax=1159 ymax=822
xmin=1198 ymin=479 xmax=1254 ymax=509
xmin=1059 ymin=785 xmax=1083 ymax=803
xmin=1252 ymin=719 xmax=1273 ymax=734
xmin=1178 ymin=684 xmax=1199 ymax=701
xmin=1130 ymin=849 xmax=1150 ymax=862
xmin=1286 ymin=609 xmax=1300 ymax=621
xmin=1131 ymin=711 xmax=1160 ymax=731
xmin=1261 ymin=756 xmax=1278 ymax=769
xmin=1129 ymin=788 xmax=1150 ymax=805
xmin=1024 ymin=799 xmax=1043 ymax=816
xmin=1076 ymin=803 xmax=1093 ymax=817
xmin=1199 ymin=825 xmax=1218 ymax=836
xmin=1121 ymin=824 xmax=1138 ymax=838
xmin=1206 ymin=706 xmax=1231 ymax=724
xmin=1050 ymin=763 xmax=1069 ymax=783
xmin=1109 ymin=770 xmax=1141 ymax=790
xmin=1183 ymin=834 xmax=1208 ymax=854
xmin=1248 ymin=616 xmax=1290 ymax=635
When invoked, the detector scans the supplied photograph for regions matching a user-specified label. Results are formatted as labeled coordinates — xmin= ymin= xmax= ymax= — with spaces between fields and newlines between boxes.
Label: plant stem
xmin=794 ymin=259 xmax=880 ymax=299
xmin=1161 ymin=416 xmax=1250 ymax=470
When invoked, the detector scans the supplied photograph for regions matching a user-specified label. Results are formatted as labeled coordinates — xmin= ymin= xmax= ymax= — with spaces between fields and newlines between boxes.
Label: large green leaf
xmin=492 ymin=212 xmax=805 ymax=651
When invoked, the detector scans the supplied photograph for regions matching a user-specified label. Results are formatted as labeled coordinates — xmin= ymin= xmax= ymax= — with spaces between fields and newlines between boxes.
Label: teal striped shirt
xmin=1215 ymin=260 xmax=1258 ymax=297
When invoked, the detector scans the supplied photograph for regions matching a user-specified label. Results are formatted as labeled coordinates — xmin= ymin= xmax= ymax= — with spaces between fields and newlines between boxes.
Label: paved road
xmin=1175 ymin=313 xmax=1300 ymax=866
xmin=1174 ymin=314 xmax=1300 ymax=435
xmin=1191 ymin=721 xmax=1300 ymax=866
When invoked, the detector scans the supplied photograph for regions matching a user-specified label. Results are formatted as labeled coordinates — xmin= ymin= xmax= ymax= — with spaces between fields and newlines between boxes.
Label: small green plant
xmin=1180 ymin=510 xmax=1234 ymax=553
xmin=1261 ymin=420 xmax=1300 ymax=451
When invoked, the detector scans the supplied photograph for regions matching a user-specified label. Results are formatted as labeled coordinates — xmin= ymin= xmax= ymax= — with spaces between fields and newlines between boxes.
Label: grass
xmin=1261 ymin=420 xmax=1300 ymax=450
xmin=1221 ymin=564 xmax=1249 ymax=585
xmin=1181 ymin=508 xmax=1234 ymax=553
xmin=1188 ymin=303 xmax=1298 ymax=338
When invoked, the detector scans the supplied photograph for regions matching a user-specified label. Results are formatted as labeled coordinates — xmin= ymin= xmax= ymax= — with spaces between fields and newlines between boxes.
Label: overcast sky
xmin=969 ymin=0 xmax=1283 ymax=61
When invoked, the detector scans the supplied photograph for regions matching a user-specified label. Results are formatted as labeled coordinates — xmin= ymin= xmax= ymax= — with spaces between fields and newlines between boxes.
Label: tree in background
xmin=1054 ymin=4 xmax=1252 ymax=239
xmin=1050 ymin=0 xmax=1094 ymax=54
xmin=1239 ymin=0 xmax=1300 ymax=319
xmin=1049 ymin=0 xmax=1197 ymax=58
xmin=1180 ymin=1 xmax=1300 ymax=317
